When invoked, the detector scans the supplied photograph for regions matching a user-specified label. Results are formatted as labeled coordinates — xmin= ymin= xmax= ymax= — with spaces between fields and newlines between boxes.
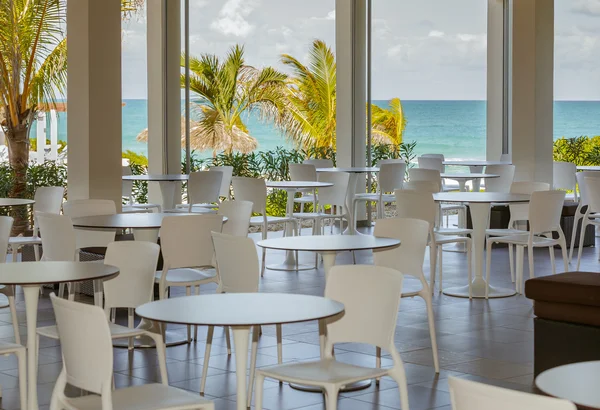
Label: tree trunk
xmin=5 ymin=125 xmax=30 ymax=235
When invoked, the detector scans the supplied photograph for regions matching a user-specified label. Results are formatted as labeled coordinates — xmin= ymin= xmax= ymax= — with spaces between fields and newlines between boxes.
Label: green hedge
xmin=553 ymin=136 xmax=600 ymax=166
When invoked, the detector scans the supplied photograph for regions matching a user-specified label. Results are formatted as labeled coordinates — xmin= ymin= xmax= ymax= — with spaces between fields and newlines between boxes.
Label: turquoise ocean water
xmin=40 ymin=100 xmax=600 ymax=160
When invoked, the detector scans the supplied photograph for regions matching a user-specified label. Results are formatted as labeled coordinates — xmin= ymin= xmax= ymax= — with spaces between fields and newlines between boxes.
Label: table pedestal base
xmin=267 ymin=250 xmax=314 ymax=271
xmin=0 ymin=294 xmax=10 ymax=309
xmin=112 ymin=318 xmax=188 ymax=348
xmin=443 ymin=279 xmax=516 ymax=299
xmin=290 ymin=380 xmax=372 ymax=393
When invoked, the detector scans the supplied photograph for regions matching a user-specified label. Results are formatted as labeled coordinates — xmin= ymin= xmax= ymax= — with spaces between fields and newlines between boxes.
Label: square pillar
xmin=67 ymin=0 xmax=122 ymax=207
xmin=510 ymin=0 xmax=554 ymax=184
xmin=336 ymin=0 xmax=367 ymax=167
xmin=486 ymin=0 xmax=505 ymax=161
xmin=147 ymin=0 xmax=182 ymax=205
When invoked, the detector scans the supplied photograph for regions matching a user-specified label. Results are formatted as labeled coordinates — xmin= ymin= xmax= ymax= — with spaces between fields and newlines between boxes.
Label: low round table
xmin=0 ymin=198 xmax=35 ymax=207
xmin=0 ymin=261 xmax=119 ymax=410
xmin=136 ymin=293 xmax=344 ymax=410
xmin=266 ymin=181 xmax=333 ymax=272
xmin=316 ymin=167 xmax=380 ymax=235
xmin=122 ymin=174 xmax=189 ymax=210
xmin=257 ymin=235 xmax=400 ymax=278
xmin=441 ymin=173 xmax=499 ymax=192
xmin=577 ymin=166 xmax=600 ymax=171
xmin=536 ymin=361 xmax=600 ymax=409
xmin=443 ymin=161 xmax=511 ymax=191
xmin=433 ymin=192 xmax=530 ymax=298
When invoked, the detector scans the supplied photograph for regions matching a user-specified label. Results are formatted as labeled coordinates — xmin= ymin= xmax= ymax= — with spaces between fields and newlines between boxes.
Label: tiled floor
xmin=0 ymin=224 xmax=598 ymax=410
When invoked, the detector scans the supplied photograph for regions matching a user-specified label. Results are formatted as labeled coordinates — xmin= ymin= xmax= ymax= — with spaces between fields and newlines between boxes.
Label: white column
xmin=336 ymin=0 xmax=367 ymax=167
xmin=510 ymin=0 xmax=554 ymax=184
xmin=50 ymin=110 xmax=58 ymax=161
xmin=67 ymin=0 xmax=122 ymax=207
xmin=36 ymin=112 xmax=45 ymax=165
xmin=486 ymin=0 xmax=505 ymax=161
xmin=147 ymin=0 xmax=182 ymax=205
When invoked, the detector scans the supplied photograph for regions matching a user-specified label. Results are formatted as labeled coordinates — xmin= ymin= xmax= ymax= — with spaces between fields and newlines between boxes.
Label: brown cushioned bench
xmin=525 ymin=271 xmax=600 ymax=376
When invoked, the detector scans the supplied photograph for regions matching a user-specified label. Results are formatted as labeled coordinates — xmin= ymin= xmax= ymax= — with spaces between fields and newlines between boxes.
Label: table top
xmin=316 ymin=167 xmax=380 ymax=173
xmin=442 ymin=160 xmax=511 ymax=167
xmin=122 ymin=174 xmax=189 ymax=182
xmin=0 ymin=261 xmax=119 ymax=285
xmin=536 ymin=361 xmax=600 ymax=409
xmin=576 ymin=166 xmax=600 ymax=171
xmin=433 ymin=192 xmax=530 ymax=203
xmin=0 ymin=198 xmax=35 ymax=207
xmin=266 ymin=181 xmax=334 ymax=189
xmin=136 ymin=293 xmax=345 ymax=326
xmin=441 ymin=173 xmax=499 ymax=179
xmin=72 ymin=213 xmax=227 ymax=229
xmin=257 ymin=234 xmax=400 ymax=252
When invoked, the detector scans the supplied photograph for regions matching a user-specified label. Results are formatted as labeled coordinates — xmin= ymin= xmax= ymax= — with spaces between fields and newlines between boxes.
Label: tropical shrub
xmin=553 ymin=136 xmax=600 ymax=166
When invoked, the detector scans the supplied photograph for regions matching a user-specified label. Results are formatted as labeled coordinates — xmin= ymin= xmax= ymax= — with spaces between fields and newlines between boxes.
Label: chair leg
xmin=247 ymin=326 xmax=260 ymax=408
xmin=429 ymin=244 xmax=437 ymax=295
xmin=194 ymin=285 xmax=200 ymax=341
xmin=561 ymin=241 xmax=569 ymax=273
xmin=508 ymin=244 xmax=515 ymax=283
xmin=516 ymin=245 xmax=524 ymax=294
xmin=254 ymin=373 xmax=265 ymax=410
xmin=549 ymin=247 xmax=556 ymax=276
xmin=16 ymin=349 xmax=26 ymax=410
xmin=576 ymin=219 xmax=588 ymax=270
xmin=485 ymin=240 xmax=492 ymax=299
xmin=58 ymin=283 xmax=65 ymax=299
xmin=185 ymin=287 xmax=191 ymax=343
xmin=437 ymin=245 xmax=443 ymax=293
xmin=467 ymin=240 xmax=472 ymax=299
xmin=146 ymin=331 xmax=169 ymax=385
xmin=200 ymin=325 xmax=214 ymax=395
xmin=7 ymin=290 xmax=20 ymax=345
xmin=33 ymin=244 xmax=40 ymax=261
xmin=276 ymin=324 xmax=283 ymax=365
xmin=389 ymin=360 xmax=410 ymax=410
xmin=569 ymin=213 xmax=582 ymax=262
xmin=261 ymin=248 xmax=266 ymax=277
xmin=375 ymin=346 xmax=381 ymax=385
xmin=324 ymin=386 xmax=340 ymax=410
xmin=527 ymin=246 xmax=535 ymax=280
xmin=128 ymin=308 xmax=134 ymax=350
xmin=423 ymin=289 xmax=440 ymax=373
xmin=224 ymin=326 xmax=232 ymax=355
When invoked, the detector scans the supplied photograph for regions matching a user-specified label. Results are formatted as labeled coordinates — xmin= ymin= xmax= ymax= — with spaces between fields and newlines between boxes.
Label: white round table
xmin=316 ymin=167 xmax=380 ymax=235
xmin=266 ymin=181 xmax=333 ymax=271
xmin=441 ymin=173 xmax=499 ymax=192
xmin=443 ymin=161 xmax=511 ymax=191
xmin=0 ymin=198 xmax=35 ymax=207
xmin=577 ymin=166 xmax=600 ymax=171
xmin=122 ymin=174 xmax=189 ymax=210
xmin=0 ymin=261 xmax=119 ymax=410
xmin=136 ymin=293 xmax=344 ymax=410
xmin=536 ymin=361 xmax=600 ymax=409
xmin=433 ymin=192 xmax=530 ymax=298
xmin=257 ymin=234 xmax=400 ymax=278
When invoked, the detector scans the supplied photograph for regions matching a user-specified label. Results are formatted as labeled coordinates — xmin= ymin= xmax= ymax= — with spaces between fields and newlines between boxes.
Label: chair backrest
xmin=528 ymin=190 xmax=566 ymax=234
xmin=499 ymin=153 xmax=511 ymax=162
xmin=51 ymin=294 xmax=113 ymax=395
xmin=510 ymin=181 xmax=550 ymax=195
xmin=212 ymin=232 xmax=259 ymax=293
xmin=102 ymin=241 xmax=160 ymax=312
xmin=448 ymin=377 xmax=576 ymax=410
xmin=218 ymin=200 xmax=253 ymax=236
xmin=576 ymin=171 xmax=600 ymax=206
xmin=377 ymin=158 xmax=406 ymax=166
xmin=303 ymin=158 xmax=333 ymax=168
xmin=160 ymin=214 xmax=223 ymax=270
xmin=317 ymin=172 xmax=350 ymax=209
xmin=553 ymin=161 xmax=577 ymax=198
xmin=373 ymin=218 xmax=429 ymax=280
xmin=584 ymin=176 xmax=600 ymax=214
xmin=188 ymin=171 xmax=223 ymax=206
xmin=0 ymin=216 xmax=13 ymax=263
xmin=232 ymin=177 xmax=266 ymax=215
xmin=325 ymin=265 xmax=403 ymax=350
xmin=418 ymin=155 xmax=444 ymax=173
xmin=289 ymin=163 xmax=317 ymax=182
xmin=394 ymin=189 xmax=436 ymax=228
xmin=62 ymin=199 xmax=117 ymax=249
xmin=210 ymin=166 xmax=233 ymax=199
xmin=122 ymin=166 xmax=133 ymax=201
xmin=36 ymin=212 xmax=77 ymax=261
xmin=378 ymin=163 xmax=406 ymax=193
xmin=408 ymin=168 xmax=442 ymax=192
xmin=33 ymin=187 xmax=64 ymax=215
xmin=484 ymin=165 xmax=515 ymax=193
xmin=402 ymin=180 xmax=440 ymax=194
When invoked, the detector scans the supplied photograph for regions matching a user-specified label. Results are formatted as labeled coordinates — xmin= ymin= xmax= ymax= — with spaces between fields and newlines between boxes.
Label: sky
xmin=120 ymin=0 xmax=600 ymax=101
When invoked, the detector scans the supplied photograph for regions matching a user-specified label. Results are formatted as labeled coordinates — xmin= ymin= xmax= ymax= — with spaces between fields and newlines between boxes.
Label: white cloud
xmin=428 ymin=30 xmax=445 ymax=38
xmin=326 ymin=10 xmax=335 ymax=20
xmin=571 ymin=0 xmax=600 ymax=16
xmin=210 ymin=0 xmax=258 ymax=37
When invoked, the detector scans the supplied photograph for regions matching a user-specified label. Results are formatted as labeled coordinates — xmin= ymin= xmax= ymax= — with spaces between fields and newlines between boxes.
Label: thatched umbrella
xmin=136 ymin=116 xmax=258 ymax=154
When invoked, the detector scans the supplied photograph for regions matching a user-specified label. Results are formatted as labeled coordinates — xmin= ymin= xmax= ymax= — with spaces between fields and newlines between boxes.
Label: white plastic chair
xmin=232 ymin=177 xmax=298 ymax=275
xmin=570 ymin=172 xmax=600 ymax=263
xmin=311 ymin=171 xmax=350 ymax=233
xmin=254 ymin=265 xmax=410 ymax=410
xmin=157 ymin=214 xmax=224 ymax=341
xmin=418 ymin=154 xmax=460 ymax=191
xmin=486 ymin=190 xmax=568 ymax=296
xmin=500 ymin=153 xmax=511 ymax=162
xmin=303 ymin=158 xmax=334 ymax=168
xmin=374 ymin=217 xmax=439 ymax=373
xmin=122 ymin=166 xmax=161 ymax=213
xmin=62 ymin=199 xmax=117 ymax=251
xmin=210 ymin=165 xmax=233 ymax=200
xmin=353 ymin=162 xmax=405 ymax=227
xmin=575 ymin=176 xmax=600 ymax=270
xmin=0 ymin=216 xmax=21 ymax=344
xmin=49 ymin=294 xmax=214 ymax=410
xmin=171 ymin=171 xmax=222 ymax=213
xmin=37 ymin=241 xmax=164 ymax=367
xmin=9 ymin=186 xmax=64 ymax=261
xmin=289 ymin=163 xmax=318 ymax=211
xmin=409 ymin=168 xmax=465 ymax=227
xmin=218 ymin=200 xmax=253 ymax=236
xmin=484 ymin=164 xmax=515 ymax=193
xmin=395 ymin=189 xmax=472 ymax=295
xmin=553 ymin=161 xmax=578 ymax=202
xmin=205 ymin=232 xmax=283 ymax=406
xmin=448 ymin=376 xmax=576 ymax=410
xmin=0 ymin=341 xmax=25 ymax=408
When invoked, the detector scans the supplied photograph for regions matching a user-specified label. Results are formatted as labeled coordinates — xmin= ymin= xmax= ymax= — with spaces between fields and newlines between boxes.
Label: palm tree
xmin=0 ymin=0 xmax=67 ymax=208
xmin=181 ymin=45 xmax=289 ymax=156
xmin=279 ymin=40 xmax=407 ymax=151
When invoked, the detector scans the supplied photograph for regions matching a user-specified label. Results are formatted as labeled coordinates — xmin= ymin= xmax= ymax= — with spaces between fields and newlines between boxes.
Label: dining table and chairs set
xmin=0 ymin=154 xmax=588 ymax=410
